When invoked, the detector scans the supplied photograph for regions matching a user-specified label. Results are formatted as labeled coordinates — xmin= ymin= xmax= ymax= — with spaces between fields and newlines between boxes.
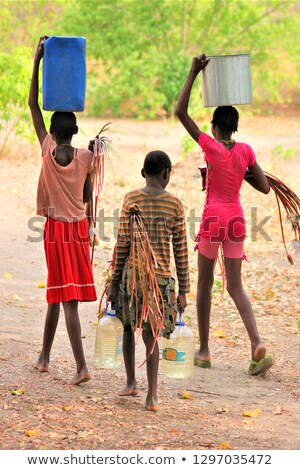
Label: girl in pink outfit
xmin=175 ymin=54 xmax=274 ymax=376
xmin=29 ymin=36 xmax=97 ymax=385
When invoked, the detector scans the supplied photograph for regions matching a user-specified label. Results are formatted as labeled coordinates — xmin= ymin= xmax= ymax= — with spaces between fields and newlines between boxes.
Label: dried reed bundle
xmin=245 ymin=171 xmax=300 ymax=265
xmin=129 ymin=206 xmax=165 ymax=364
xmin=98 ymin=206 xmax=165 ymax=365
xmin=86 ymin=123 xmax=112 ymax=263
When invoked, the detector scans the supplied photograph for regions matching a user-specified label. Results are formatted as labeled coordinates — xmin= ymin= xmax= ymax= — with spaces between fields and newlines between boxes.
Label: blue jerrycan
xmin=43 ymin=36 xmax=86 ymax=112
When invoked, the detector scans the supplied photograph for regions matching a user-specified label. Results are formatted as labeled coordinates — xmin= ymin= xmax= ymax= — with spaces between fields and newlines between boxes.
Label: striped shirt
xmin=111 ymin=189 xmax=190 ymax=294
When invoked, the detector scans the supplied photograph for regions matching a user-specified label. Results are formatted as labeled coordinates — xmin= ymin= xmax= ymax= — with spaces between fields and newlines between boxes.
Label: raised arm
xmin=28 ymin=36 xmax=48 ymax=147
xmin=175 ymin=54 xmax=210 ymax=142
xmin=244 ymin=161 xmax=270 ymax=194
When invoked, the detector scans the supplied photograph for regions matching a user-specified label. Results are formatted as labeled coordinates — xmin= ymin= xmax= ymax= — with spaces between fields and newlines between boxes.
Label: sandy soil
xmin=0 ymin=115 xmax=300 ymax=451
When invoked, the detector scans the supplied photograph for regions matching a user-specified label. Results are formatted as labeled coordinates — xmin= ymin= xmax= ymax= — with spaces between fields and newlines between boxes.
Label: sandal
xmin=248 ymin=354 xmax=274 ymax=376
xmin=194 ymin=357 xmax=211 ymax=368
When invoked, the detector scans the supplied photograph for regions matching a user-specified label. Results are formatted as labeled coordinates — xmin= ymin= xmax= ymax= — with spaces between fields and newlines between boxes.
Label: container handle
xmin=106 ymin=300 xmax=117 ymax=314
xmin=176 ymin=309 xmax=185 ymax=326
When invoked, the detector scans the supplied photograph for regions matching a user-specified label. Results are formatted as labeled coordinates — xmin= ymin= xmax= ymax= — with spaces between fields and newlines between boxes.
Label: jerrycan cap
xmin=175 ymin=310 xmax=185 ymax=326
xmin=106 ymin=300 xmax=117 ymax=317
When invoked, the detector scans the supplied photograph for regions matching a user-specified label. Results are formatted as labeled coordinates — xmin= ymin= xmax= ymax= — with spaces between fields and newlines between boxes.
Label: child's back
xmin=108 ymin=150 xmax=190 ymax=411
xmin=37 ymin=133 xmax=93 ymax=221
xmin=112 ymin=188 xmax=189 ymax=294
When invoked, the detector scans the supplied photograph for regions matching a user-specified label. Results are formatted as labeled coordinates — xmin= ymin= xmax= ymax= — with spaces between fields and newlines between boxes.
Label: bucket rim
xmin=207 ymin=53 xmax=250 ymax=59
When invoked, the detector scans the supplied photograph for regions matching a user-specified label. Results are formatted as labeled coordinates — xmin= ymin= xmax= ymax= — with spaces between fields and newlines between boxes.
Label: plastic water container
xmin=202 ymin=54 xmax=252 ymax=107
xmin=162 ymin=312 xmax=195 ymax=378
xmin=43 ymin=36 xmax=86 ymax=112
xmin=94 ymin=302 xmax=123 ymax=369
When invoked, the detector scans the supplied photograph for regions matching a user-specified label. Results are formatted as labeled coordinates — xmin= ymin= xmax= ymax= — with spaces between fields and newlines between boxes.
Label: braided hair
xmin=211 ymin=106 xmax=239 ymax=134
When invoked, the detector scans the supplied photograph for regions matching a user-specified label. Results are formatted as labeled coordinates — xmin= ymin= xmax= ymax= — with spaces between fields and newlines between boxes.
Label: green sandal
xmin=248 ymin=354 xmax=274 ymax=376
xmin=194 ymin=358 xmax=211 ymax=368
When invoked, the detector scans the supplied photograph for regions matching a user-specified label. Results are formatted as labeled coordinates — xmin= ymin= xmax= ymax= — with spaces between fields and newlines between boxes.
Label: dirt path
xmin=0 ymin=116 xmax=300 ymax=451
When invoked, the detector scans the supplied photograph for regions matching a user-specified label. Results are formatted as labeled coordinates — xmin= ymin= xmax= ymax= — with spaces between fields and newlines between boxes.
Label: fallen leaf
xmin=37 ymin=281 xmax=46 ymax=288
xmin=179 ymin=390 xmax=194 ymax=400
xmin=273 ymin=405 xmax=282 ymax=415
xmin=243 ymin=419 xmax=256 ymax=425
xmin=11 ymin=387 xmax=25 ymax=396
xmin=13 ymin=294 xmax=24 ymax=302
xmin=25 ymin=429 xmax=40 ymax=437
xmin=4 ymin=273 xmax=13 ymax=279
xmin=241 ymin=408 xmax=261 ymax=418
xmin=212 ymin=329 xmax=226 ymax=338
xmin=218 ymin=441 xmax=233 ymax=449
xmin=62 ymin=405 xmax=73 ymax=412
xmin=264 ymin=288 xmax=275 ymax=300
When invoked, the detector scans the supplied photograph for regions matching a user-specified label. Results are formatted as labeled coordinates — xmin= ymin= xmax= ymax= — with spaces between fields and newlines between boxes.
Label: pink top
xmin=36 ymin=134 xmax=93 ymax=222
xmin=197 ymin=132 xmax=256 ymax=241
xmin=198 ymin=132 xmax=256 ymax=204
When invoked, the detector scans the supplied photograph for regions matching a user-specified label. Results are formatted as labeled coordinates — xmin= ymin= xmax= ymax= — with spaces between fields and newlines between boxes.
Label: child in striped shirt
xmin=108 ymin=150 xmax=190 ymax=412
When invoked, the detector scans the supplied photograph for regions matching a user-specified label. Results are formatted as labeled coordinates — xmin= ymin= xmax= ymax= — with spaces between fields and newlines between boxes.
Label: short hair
xmin=143 ymin=150 xmax=172 ymax=176
xmin=211 ymin=106 xmax=239 ymax=134
xmin=50 ymin=112 xmax=77 ymax=140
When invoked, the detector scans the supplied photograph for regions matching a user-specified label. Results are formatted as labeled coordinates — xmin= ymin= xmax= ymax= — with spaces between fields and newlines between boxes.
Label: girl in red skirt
xmin=29 ymin=36 xmax=97 ymax=385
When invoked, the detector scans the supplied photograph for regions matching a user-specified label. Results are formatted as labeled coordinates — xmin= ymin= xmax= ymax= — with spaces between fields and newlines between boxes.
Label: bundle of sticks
xmin=86 ymin=123 xmax=112 ymax=264
xmin=245 ymin=170 xmax=300 ymax=265
xmin=98 ymin=207 xmax=165 ymax=366
xmin=128 ymin=206 xmax=165 ymax=363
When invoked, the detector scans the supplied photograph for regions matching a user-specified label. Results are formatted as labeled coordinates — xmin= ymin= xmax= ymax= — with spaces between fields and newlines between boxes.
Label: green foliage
xmin=0 ymin=45 xmax=33 ymax=155
xmin=0 ymin=0 xmax=66 ymax=154
xmin=60 ymin=0 xmax=300 ymax=119
xmin=180 ymin=122 xmax=209 ymax=157
xmin=1 ymin=0 xmax=300 ymax=146
xmin=213 ymin=279 xmax=223 ymax=294
xmin=181 ymin=135 xmax=196 ymax=158
xmin=271 ymin=145 xmax=297 ymax=162
xmin=269 ymin=144 xmax=297 ymax=175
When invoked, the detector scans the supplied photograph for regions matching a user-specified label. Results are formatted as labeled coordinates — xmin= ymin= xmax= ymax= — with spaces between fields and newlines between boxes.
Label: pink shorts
xmin=195 ymin=236 xmax=244 ymax=259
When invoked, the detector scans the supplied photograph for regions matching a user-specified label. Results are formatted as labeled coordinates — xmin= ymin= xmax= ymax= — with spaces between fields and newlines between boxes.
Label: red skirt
xmin=44 ymin=217 xmax=97 ymax=304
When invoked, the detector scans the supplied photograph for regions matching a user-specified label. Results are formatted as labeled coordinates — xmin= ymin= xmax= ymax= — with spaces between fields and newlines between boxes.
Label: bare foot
xmin=118 ymin=386 xmax=139 ymax=397
xmin=67 ymin=369 xmax=91 ymax=386
xmin=146 ymin=394 xmax=159 ymax=412
xmin=194 ymin=350 xmax=211 ymax=363
xmin=35 ymin=356 xmax=49 ymax=373
xmin=252 ymin=343 xmax=266 ymax=362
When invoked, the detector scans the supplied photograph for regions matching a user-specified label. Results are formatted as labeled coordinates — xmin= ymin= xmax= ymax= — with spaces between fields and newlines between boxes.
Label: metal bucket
xmin=202 ymin=54 xmax=252 ymax=107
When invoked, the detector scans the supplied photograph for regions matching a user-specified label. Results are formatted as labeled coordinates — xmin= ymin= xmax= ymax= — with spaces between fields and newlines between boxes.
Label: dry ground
xmin=0 ymin=114 xmax=300 ymax=451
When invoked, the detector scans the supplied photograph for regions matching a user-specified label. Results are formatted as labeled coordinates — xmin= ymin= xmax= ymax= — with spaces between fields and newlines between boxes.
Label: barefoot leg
xmin=224 ymin=258 xmax=264 ymax=360
xmin=196 ymin=253 xmax=215 ymax=364
xmin=118 ymin=329 xmax=138 ymax=396
xmin=142 ymin=330 xmax=159 ymax=412
xmin=35 ymin=303 xmax=60 ymax=372
xmin=63 ymin=300 xmax=90 ymax=385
